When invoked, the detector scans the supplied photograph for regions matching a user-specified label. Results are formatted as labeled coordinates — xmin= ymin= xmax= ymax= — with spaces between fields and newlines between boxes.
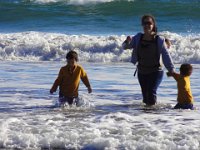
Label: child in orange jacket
xmin=50 ymin=50 xmax=92 ymax=106
xmin=167 ymin=64 xmax=193 ymax=109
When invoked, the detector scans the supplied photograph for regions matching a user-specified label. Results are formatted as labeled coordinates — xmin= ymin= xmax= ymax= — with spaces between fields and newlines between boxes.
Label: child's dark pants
xmin=174 ymin=103 xmax=194 ymax=109
xmin=59 ymin=93 xmax=76 ymax=105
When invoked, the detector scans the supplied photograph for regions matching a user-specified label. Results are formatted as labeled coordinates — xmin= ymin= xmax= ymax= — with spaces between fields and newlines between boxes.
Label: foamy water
xmin=1 ymin=0 xmax=200 ymax=148
xmin=0 ymin=61 xmax=200 ymax=149
xmin=0 ymin=32 xmax=200 ymax=63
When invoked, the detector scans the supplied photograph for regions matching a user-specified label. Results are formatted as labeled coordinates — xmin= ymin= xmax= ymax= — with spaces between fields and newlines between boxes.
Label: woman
xmin=123 ymin=14 xmax=174 ymax=106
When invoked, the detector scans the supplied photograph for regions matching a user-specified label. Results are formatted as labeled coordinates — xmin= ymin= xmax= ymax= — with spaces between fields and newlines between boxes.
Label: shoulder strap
xmin=155 ymin=35 xmax=161 ymax=66
xmin=155 ymin=35 xmax=159 ymax=60
xmin=137 ymin=34 xmax=143 ymax=61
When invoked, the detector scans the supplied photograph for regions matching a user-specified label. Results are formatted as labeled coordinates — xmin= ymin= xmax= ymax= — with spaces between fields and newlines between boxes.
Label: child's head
xmin=180 ymin=63 xmax=193 ymax=76
xmin=66 ymin=51 xmax=78 ymax=66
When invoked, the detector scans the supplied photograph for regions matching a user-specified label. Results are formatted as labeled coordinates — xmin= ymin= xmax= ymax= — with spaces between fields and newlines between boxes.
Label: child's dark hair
xmin=141 ymin=14 xmax=157 ymax=34
xmin=180 ymin=64 xmax=193 ymax=76
xmin=66 ymin=50 xmax=78 ymax=61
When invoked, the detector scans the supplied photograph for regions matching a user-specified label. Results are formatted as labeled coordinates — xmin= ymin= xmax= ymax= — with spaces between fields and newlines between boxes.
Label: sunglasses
xmin=142 ymin=21 xmax=153 ymax=26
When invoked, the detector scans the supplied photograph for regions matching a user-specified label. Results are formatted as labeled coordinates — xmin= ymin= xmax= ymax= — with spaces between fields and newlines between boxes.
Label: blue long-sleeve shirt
xmin=122 ymin=33 xmax=175 ymax=73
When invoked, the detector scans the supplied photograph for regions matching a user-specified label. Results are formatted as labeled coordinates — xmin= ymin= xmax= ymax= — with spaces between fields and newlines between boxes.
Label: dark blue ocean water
xmin=0 ymin=0 xmax=200 ymax=35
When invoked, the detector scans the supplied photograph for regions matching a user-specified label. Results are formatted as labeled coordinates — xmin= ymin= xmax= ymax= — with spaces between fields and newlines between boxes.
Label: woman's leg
xmin=147 ymin=71 xmax=164 ymax=105
xmin=138 ymin=73 xmax=149 ymax=104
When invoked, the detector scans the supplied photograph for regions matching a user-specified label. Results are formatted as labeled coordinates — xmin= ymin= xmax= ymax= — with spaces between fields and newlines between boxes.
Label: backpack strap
xmin=137 ymin=34 xmax=144 ymax=62
xmin=155 ymin=35 xmax=160 ymax=62
xmin=133 ymin=34 xmax=143 ymax=76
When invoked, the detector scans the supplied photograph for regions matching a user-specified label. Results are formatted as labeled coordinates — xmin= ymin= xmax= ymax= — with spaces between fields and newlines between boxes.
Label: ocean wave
xmin=19 ymin=0 xmax=199 ymax=5
xmin=28 ymin=0 xmax=135 ymax=5
xmin=0 ymin=31 xmax=200 ymax=63
xmin=1 ymin=0 xmax=199 ymax=34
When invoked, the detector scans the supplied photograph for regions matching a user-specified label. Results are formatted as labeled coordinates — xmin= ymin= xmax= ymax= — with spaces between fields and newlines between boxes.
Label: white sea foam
xmin=0 ymin=62 xmax=200 ymax=149
xmin=30 ymin=0 xmax=135 ymax=5
xmin=0 ymin=31 xmax=200 ymax=63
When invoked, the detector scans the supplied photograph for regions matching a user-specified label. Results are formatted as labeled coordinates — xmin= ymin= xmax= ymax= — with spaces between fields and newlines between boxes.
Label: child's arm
xmin=80 ymin=68 xmax=92 ymax=93
xmin=50 ymin=68 xmax=63 ymax=94
xmin=81 ymin=75 xmax=92 ymax=93
xmin=166 ymin=72 xmax=179 ymax=81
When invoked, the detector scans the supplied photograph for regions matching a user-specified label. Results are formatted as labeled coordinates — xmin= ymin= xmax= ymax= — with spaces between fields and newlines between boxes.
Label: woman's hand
xmin=125 ymin=36 xmax=131 ymax=44
xmin=122 ymin=36 xmax=132 ymax=49
xmin=166 ymin=72 xmax=172 ymax=77
xmin=166 ymin=71 xmax=176 ymax=77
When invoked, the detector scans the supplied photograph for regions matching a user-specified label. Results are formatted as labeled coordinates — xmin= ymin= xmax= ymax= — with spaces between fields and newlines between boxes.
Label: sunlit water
xmin=0 ymin=61 xmax=200 ymax=150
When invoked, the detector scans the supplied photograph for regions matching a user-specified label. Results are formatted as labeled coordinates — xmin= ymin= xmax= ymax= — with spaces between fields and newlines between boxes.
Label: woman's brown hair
xmin=141 ymin=14 xmax=157 ymax=34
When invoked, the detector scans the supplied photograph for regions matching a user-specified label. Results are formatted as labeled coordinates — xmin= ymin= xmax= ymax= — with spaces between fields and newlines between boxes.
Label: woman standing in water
xmin=123 ymin=14 xmax=175 ymax=106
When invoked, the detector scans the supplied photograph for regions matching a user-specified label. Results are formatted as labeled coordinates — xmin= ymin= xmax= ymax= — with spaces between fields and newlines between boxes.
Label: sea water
xmin=0 ymin=0 xmax=200 ymax=34
xmin=0 ymin=62 xmax=200 ymax=149
xmin=0 ymin=0 xmax=200 ymax=149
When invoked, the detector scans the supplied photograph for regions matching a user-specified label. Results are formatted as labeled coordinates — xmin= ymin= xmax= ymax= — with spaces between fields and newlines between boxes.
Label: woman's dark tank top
xmin=137 ymin=38 xmax=162 ymax=74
